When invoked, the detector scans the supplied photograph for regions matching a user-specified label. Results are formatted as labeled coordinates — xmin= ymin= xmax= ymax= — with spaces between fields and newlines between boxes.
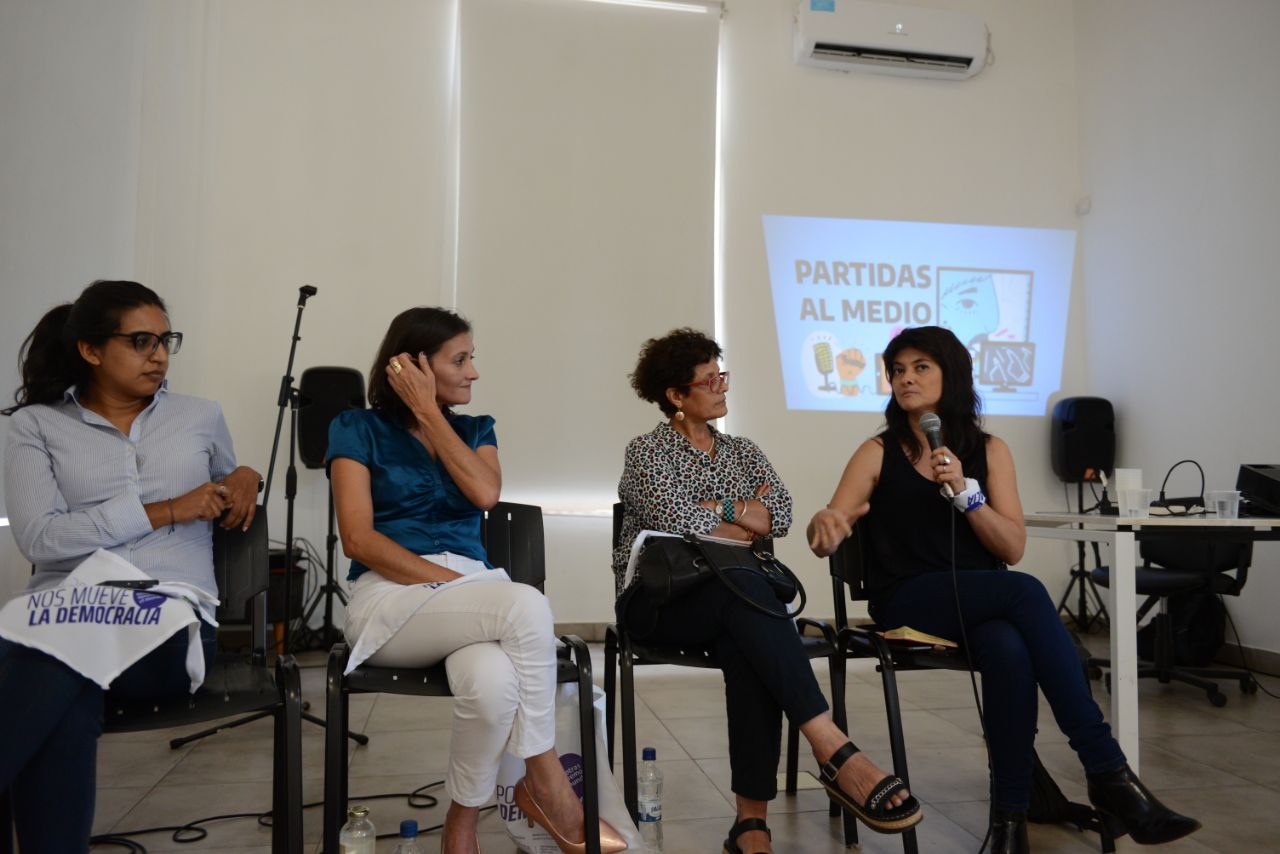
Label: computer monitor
xmin=978 ymin=340 xmax=1036 ymax=393
xmin=1237 ymin=464 xmax=1280 ymax=516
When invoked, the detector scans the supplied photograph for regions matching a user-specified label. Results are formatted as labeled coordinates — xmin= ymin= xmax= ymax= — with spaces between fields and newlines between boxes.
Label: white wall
xmin=720 ymin=0 xmax=1089 ymax=619
xmin=0 ymin=0 xmax=146 ymax=596
xmin=3 ymin=0 xmax=1276 ymax=655
xmin=1074 ymin=0 xmax=1280 ymax=654
xmin=1 ymin=0 xmax=460 ymax=609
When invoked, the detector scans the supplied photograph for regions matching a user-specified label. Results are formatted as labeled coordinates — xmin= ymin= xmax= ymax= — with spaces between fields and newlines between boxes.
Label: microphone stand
xmin=263 ymin=285 xmax=317 ymax=654
xmin=175 ymin=286 xmax=367 ymax=751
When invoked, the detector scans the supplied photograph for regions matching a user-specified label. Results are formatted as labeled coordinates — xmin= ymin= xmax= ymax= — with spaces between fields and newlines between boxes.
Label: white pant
xmin=348 ymin=560 xmax=558 ymax=807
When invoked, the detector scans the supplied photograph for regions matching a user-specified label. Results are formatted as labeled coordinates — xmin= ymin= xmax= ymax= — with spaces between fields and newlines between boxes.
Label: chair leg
xmin=604 ymin=625 xmax=618 ymax=766
xmin=563 ymin=635 xmax=602 ymax=854
xmin=827 ymin=650 xmax=856 ymax=844
xmin=274 ymin=655 xmax=304 ymax=854
xmin=324 ymin=644 xmax=353 ymax=854
xmin=619 ymin=635 xmax=639 ymax=823
xmin=869 ymin=637 xmax=916 ymax=854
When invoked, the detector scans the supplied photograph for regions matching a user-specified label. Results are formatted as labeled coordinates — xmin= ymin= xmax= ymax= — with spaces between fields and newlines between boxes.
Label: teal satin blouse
xmin=326 ymin=408 xmax=498 ymax=581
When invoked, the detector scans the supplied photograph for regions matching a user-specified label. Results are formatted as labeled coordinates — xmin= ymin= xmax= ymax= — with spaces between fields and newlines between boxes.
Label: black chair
xmin=835 ymin=521 xmax=1115 ymax=854
xmin=601 ymin=503 xmax=854 ymax=844
xmin=322 ymin=502 xmax=604 ymax=854
xmin=1090 ymin=537 xmax=1258 ymax=706
xmin=1 ymin=513 xmax=307 ymax=854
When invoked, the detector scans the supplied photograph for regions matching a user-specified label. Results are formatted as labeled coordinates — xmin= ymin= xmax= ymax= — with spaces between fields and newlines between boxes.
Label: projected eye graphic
xmin=763 ymin=215 xmax=1075 ymax=417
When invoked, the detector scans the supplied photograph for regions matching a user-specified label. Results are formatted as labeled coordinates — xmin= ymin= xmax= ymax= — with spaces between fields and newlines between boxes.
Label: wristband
xmin=943 ymin=477 xmax=987 ymax=513
xmin=722 ymin=498 xmax=736 ymax=524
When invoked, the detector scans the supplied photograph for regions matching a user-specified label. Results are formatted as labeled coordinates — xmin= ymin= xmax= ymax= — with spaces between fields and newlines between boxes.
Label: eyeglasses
xmin=108 ymin=331 xmax=184 ymax=356
xmin=681 ymin=370 xmax=730 ymax=393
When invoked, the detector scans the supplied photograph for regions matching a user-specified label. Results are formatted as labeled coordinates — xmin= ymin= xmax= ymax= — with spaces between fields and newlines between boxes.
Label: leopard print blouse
xmin=612 ymin=421 xmax=792 ymax=596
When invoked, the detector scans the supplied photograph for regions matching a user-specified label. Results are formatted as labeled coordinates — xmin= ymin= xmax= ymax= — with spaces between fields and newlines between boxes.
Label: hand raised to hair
xmin=386 ymin=351 xmax=439 ymax=422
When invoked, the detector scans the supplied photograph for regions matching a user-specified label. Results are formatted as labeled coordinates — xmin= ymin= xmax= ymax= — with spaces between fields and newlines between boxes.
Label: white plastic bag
xmin=497 ymin=683 xmax=641 ymax=853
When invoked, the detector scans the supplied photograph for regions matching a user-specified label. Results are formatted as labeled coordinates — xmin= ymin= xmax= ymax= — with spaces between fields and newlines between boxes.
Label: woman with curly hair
xmin=614 ymin=328 xmax=921 ymax=854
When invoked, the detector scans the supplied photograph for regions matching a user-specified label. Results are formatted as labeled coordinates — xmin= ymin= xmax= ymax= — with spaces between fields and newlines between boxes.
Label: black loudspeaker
xmin=1050 ymin=396 xmax=1115 ymax=483
xmin=298 ymin=366 xmax=366 ymax=469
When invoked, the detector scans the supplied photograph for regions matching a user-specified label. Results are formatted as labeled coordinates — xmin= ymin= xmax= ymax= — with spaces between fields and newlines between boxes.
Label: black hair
xmin=5 ymin=280 xmax=167 ymax=414
xmin=881 ymin=325 xmax=987 ymax=463
xmin=629 ymin=328 xmax=723 ymax=417
xmin=367 ymin=306 xmax=473 ymax=426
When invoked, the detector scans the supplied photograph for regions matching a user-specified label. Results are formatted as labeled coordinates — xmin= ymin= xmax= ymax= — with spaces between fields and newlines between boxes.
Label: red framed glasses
xmin=681 ymin=370 xmax=730 ymax=393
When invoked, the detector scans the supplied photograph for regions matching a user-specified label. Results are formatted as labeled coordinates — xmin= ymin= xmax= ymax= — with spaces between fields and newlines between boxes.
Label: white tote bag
xmin=496 ymin=683 xmax=641 ymax=853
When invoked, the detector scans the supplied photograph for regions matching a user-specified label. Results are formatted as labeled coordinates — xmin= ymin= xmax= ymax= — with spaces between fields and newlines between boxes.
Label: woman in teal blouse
xmin=328 ymin=307 xmax=624 ymax=854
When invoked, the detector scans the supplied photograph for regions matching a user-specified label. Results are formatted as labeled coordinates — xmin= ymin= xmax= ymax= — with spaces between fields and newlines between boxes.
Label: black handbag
xmin=635 ymin=533 xmax=806 ymax=619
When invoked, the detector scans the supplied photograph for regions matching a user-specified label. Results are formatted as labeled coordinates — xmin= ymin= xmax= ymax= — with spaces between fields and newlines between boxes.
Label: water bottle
xmin=637 ymin=746 xmax=664 ymax=852
xmin=339 ymin=804 xmax=376 ymax=854
xmin=391 ymin=819 xmax=426 ymax=853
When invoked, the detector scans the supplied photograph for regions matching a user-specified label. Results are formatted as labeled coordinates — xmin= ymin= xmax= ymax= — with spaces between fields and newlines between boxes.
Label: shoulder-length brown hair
xmin=367 ymin=307 xmax=472 ymax=427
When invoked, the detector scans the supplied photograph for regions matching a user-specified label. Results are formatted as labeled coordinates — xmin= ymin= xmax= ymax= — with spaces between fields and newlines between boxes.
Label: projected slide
xmin=762 ymin=216 xmax=1076 ymax=417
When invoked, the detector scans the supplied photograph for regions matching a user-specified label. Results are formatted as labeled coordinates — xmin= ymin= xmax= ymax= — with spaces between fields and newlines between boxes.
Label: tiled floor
xmin=89 ymin=635 xmax=1280 ymax=852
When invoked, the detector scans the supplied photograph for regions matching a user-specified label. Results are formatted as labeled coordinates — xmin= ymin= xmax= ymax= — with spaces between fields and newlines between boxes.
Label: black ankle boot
xmin=988 ymin=807 xmax=1029 ymax=854
xmin=1086 ymin=764 xmax=1201 ymax=845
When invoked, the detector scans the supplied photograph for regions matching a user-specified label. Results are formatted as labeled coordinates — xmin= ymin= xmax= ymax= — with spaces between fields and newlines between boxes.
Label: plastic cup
xmin=1121 ymin=488 xmax=1153 ymax=518
xmin=1210 ymin=490 xmax=1241 ymax=519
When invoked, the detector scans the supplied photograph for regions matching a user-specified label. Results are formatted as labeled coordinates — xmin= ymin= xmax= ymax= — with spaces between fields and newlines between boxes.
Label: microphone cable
xmin=87 ymin=778 xmax=487 ymax=852
xmin=947 ymin=487 xmax=997 ymax=854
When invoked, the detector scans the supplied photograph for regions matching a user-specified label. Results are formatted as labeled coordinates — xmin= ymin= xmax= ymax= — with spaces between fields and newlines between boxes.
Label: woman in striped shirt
xmin=0 ymin=280 xmax=260 ymax=851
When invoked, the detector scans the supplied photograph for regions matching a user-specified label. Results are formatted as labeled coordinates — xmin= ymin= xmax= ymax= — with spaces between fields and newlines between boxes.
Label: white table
xmin=1024 ymin=512 xmax=1279 ymax=772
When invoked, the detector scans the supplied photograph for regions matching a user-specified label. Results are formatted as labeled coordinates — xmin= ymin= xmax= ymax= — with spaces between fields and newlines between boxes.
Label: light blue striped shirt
xmin=3 ymin=384 xmax=237 ymax=595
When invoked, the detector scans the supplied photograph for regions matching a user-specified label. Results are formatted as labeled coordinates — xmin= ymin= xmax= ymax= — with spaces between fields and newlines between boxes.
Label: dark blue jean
xmin=876 ymin=570 xmax=1126 ymax=811
xmin=623 ymin=571 xmax=830 ymax=802
xmin=0 ymin=622 xmax=215 ymax=851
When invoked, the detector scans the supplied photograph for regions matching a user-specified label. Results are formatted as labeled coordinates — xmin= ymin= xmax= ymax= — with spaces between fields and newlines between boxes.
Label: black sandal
xmin=723 ymin=817 xmax=771 ymax=854
xmin=818 ymin=741 xmax=923 ymax=834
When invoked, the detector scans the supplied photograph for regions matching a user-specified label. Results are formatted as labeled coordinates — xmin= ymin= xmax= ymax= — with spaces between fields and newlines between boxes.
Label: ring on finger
xmin=942 ymin=455 xmax=952 ymax=466
xmin=390 ymin=358 xmax=403 ymax=374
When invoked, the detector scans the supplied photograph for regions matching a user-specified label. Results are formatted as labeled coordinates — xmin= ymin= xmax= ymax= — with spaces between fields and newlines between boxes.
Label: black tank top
xmin=863 ymin=432 xmax=1002 ymax=611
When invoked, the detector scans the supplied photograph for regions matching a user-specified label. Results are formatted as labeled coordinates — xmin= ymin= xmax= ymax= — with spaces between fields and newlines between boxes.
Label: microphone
xmin=919 ymin=412 xmax=953 ymax=499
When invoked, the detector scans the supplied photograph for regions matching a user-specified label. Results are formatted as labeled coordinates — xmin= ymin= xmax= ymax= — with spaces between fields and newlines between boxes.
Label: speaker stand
xmin=1058 ymin=481 xmax=1111 ymax=632
xmin=295 ymin=483 xmax=348 ymax=651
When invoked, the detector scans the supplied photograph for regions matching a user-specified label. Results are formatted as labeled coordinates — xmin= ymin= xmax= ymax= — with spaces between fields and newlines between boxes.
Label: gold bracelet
xmin=739 ymin=500 xmax=751 ymax=525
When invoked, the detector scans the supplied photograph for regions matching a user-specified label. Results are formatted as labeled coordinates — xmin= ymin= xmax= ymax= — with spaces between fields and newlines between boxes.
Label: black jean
xmin=0 ymin=622 xmax=216 ymax=851
xmin=877 ymin=570 xmax=1126 ymax=811
xmin=623 ymin=572 xmax=830 ymax=802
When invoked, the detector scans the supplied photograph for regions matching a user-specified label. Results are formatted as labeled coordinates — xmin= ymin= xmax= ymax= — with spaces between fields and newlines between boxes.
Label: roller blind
xmin=456 ymin=0 xmax=720 ymax=512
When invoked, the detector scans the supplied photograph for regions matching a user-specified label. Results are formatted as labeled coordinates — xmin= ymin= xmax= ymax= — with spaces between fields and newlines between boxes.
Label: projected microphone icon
xmin=813 ymin=342 xmax=837 ymax=392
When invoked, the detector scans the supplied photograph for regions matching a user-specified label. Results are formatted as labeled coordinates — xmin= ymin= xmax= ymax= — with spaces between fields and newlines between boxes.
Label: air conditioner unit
xmin=794 ymin=0 xmax=989 ymax=81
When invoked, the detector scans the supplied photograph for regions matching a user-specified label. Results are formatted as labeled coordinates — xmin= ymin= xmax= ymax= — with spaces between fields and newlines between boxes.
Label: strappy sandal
xmin=722 ymin=817 xmax=771 ymax=854
xmin=818 ymin=741 xmax=923 ymax=834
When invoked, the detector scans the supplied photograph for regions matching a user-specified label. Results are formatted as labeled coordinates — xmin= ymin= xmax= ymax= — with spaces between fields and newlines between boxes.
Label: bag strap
xmin=682 ymin=534 xmax=807 ymax=619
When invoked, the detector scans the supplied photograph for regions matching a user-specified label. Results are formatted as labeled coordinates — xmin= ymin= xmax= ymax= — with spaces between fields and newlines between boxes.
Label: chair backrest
xmin=828 ymin=520 xmax=873 ymax=630
xmin=212 ymin=511 xmax=270 ymax=661
xmin=1140 ymin=535 xmax=1252 ymax=594
xmin=483 ymin=501 xmax=545 ymax=591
